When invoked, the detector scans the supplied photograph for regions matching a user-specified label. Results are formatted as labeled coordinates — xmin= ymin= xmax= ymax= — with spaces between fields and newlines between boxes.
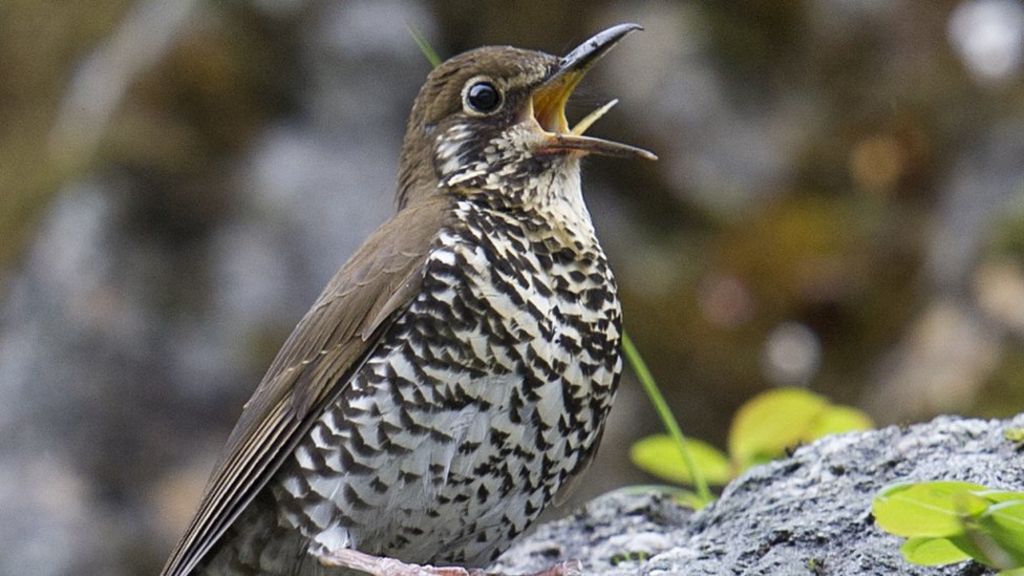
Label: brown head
xmin=396 ymin=23 xmax=656 ymax=210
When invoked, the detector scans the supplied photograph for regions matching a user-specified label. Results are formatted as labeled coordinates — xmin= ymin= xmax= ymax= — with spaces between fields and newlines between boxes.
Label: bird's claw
xmin=319 ymin=547 xmax=582 ymax=576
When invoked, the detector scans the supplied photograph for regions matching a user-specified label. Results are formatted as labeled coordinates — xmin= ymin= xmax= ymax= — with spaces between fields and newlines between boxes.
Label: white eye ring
xmin=461 ymin=76 xmax=504 ymax=116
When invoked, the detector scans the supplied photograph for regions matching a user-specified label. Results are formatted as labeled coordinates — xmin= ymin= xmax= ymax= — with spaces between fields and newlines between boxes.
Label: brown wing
xmin=160 ymin=196 xmax=450 ymax=576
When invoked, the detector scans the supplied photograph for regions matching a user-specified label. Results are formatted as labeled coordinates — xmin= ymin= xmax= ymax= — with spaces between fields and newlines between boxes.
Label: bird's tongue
xmin=569 ymin=99 xmax=619 ymax=135
xmin=530 ymin=75 xmax=618 ymax=136
xmin=531 ymin=72 xmax=577 ymax=134
xmin=531 ymin=84 xmax=657 ymax=161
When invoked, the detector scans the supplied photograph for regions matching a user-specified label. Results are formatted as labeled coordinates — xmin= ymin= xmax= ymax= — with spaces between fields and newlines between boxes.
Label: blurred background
xmin=1 ymin=1 xmax=1023 ymax=574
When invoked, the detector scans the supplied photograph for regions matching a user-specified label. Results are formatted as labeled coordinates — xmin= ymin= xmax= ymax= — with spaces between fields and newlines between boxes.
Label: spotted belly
xmin=270 ymin=204 xmax=622 ymax=568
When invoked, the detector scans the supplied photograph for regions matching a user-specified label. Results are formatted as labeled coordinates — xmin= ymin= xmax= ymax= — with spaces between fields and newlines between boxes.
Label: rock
xmin=493 ymin=414 xmax=1024 ymax=575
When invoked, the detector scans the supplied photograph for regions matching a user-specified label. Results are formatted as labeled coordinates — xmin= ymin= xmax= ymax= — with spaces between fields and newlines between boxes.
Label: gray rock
xmin=494 ymin=414 xmax=1024 ymax=575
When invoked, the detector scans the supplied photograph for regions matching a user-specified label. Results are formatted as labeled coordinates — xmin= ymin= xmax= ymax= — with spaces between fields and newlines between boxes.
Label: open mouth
xmin=530 ymin=23 xmax=657 ymax=161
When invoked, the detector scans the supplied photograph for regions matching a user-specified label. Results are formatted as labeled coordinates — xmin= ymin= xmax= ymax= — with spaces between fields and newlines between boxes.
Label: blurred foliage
xmin=0 ymin=0 xmax=132 ymax=272
xmin=0 ymin=0 xmax=297 ymax=278
xmin=631 ymin=387 xmax=872 ymax=492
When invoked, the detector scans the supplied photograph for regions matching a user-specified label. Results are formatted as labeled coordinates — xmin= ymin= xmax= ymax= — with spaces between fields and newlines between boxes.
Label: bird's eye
xmin=464 ymin=81 xmax=502 ymax=114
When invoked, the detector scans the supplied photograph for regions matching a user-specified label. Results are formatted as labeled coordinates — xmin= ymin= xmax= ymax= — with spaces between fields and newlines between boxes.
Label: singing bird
xmin=161 ymin=23 xmax=656 ymax=576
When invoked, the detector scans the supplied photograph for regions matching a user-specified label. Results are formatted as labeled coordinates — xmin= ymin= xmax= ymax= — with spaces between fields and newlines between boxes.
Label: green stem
xmin=407 ymin=23 xmax=442 ymax=68
xmin=622 ymin=330 xmax=711 ymax=504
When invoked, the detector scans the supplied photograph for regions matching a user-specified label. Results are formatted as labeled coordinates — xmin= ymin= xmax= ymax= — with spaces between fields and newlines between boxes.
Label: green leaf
xmin=874 ymin=452 xmax=1024 ymax=572
xmin=900 ymin=536 xmax=972 ymax=566
xmin=977 ymin=491 xmax=1024 ymax=505
xmin=630 ymin=434 xmax=732 ymax=486
xmin=808 ymin=405 xmax=874 ymax=438
xmin=726 ymin=388 xmax=874 ymax=472
xmin=873 ymin=481 xmax=989 ymax=537
xmin=979 ymin=500 xmax=1024 ymax=565
xmin=728 ymin=388 xmax=828 ymax=467
xmin=985 ymin=499 xmax=1024 ymax=535
xmin=956 ymin=490 xmax=998 ymax=518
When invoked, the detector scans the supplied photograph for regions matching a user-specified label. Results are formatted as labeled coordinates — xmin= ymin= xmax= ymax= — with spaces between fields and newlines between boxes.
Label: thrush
xmin=160 ymin=23 xmax=656 ymax=576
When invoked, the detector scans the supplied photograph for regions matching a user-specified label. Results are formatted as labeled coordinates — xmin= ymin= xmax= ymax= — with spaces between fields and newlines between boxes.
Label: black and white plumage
xmin=161 ymin=23 xmax=655 ymax=576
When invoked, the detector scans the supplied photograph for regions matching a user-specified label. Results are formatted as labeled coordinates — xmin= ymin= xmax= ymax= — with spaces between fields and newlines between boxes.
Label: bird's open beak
xmin=531 ymin=23 xmax=658 ymax=161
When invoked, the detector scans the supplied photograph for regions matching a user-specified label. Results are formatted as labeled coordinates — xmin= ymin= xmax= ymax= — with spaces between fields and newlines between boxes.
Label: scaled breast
xmin=272 ymin=198 xmax=622 ymax=567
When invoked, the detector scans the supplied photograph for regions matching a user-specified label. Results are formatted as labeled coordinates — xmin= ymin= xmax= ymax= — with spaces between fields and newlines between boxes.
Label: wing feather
xmin=160 ymin=197 xmax=450 ymax=576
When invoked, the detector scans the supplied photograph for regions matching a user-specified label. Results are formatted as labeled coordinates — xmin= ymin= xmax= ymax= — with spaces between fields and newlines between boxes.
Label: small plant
xmin=1005 ymin=427 xmax=1024 ymax=444
xmin=873 ymin=480 xmax=1024 ymax=574
xmin=622 ymin=332 xmax=713 ymax=507
xmin=622 ymin=323 xmax=873 ymax=508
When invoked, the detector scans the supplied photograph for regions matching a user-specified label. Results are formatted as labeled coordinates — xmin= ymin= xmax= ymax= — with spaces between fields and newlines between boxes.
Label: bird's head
xmin=396 ymin=23 xmax=656 ymax=210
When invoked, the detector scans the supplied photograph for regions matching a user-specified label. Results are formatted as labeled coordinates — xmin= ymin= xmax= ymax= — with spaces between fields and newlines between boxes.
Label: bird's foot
xmin=318 ymin=549 xmax=582 ymax=576
xmin=318 ymin=548 xmax=482 ymax=576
